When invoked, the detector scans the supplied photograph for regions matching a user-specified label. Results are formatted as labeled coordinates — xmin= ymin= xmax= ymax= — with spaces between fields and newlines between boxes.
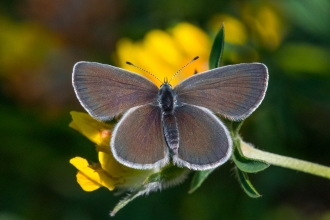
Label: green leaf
xmin=188 ymin=168 xmax=216 ymax=193
xmin=144 ymin=165 xmax=188 ymax=185
xmin=110 ymin=187 xmax=146 ymax=216
xmin=236 ymin=168 xmax=261 ymax=198
xmin=209 ymin=23 xmax=225 ymax=69
xmin=232 ymin=138 xmax=270 ymax=173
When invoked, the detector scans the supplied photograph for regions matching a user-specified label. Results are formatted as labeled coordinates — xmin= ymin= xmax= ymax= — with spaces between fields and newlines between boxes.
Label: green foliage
xmin=189 ymin=168 xmax=216 ymax=193
xmin=236 ymin=168 xmax=261 ymax=198
xmin=110 ymin=188 xmax=147 ymax=216
xmin=209 ymin=23 xmax=224 ymax=69
xmin=232 ymin=138 xmax=270 ymax=173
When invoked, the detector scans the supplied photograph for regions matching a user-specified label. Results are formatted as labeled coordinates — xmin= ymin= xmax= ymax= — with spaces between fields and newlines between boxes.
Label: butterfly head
xmin=160 ymin=77 xmax=172 ymax=87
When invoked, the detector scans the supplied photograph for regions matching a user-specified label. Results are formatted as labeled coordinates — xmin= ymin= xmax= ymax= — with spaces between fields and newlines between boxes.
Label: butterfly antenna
xmin=126 ymin=61 xmax=163 ymax=84
xmin=169 ymin=56 xmax=199 ymax=83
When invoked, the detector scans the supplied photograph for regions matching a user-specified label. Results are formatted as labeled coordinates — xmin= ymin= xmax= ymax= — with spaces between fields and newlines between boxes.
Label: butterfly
xmin=72 ymin=60 xmax=268 ymax=170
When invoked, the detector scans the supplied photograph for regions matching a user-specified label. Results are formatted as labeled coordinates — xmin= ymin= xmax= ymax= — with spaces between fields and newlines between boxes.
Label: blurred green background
xmin=1 ymin=0 xmax=330 ymax=219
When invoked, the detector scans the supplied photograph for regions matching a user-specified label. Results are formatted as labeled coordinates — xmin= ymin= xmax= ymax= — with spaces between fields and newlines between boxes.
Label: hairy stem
xmin=240 ymin=140 xmax=330 ymax=179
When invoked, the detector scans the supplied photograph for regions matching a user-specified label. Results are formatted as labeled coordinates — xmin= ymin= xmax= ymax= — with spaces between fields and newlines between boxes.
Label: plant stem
xmin=240 ymin=140 xmax=330 ymax=179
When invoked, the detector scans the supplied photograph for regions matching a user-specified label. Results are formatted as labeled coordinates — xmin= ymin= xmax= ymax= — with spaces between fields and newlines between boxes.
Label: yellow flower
xmin=69 ymin=111 xmax=112 ymax=150
xmin=114 ymin=22 xmax=210 ymax=87
xmin=69 ymin=111 xmax=157 ymax=192
xmin=70 ymin=157 xmax=117 ymax=191
xmin=241 ymin=3 xmax=284 ymax=50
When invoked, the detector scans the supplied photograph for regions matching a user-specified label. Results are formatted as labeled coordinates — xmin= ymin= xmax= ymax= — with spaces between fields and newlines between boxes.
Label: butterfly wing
xmin=172 ymin=104 xmax=232 ymax=170
xmin=174 ymin=63 xmax=268 ymax=121
xmin=111 ymin=104 xmax=169 ymax=169
xmin=73 ymin=62 xmax=159 ymax=121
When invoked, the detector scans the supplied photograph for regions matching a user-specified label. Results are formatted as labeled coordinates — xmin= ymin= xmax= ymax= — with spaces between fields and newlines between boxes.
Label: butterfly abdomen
xmin=162 ymin=113 xmax=179 ymax=154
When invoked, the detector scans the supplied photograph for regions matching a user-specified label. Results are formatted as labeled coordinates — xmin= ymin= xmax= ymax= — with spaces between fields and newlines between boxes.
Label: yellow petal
xmin=116 ymin=38 xmax=167 ymax=87
xmin=171 ymin=22 xmax=210 ymax=60
xmin=70 ymin=157 xmax=117 ymax=191
xmin=169 ymin=56 xmax=208 ymax=86
xmin=98 ymin=151 xmax=158 ymax=188
xmin=116 ymin=38 xmax=138 ymax=70
xmin=76 ymin=171 xmax=101 ymax=192
xmin=134 ymin=41 xmax=174 ymax=87
xmin=99 ymin=151 xmax=126 ymax=179
xmin=144 ymin=30 xmax=184 ymax=68
xmin=69 ymin=111 xmax=112 ymax=150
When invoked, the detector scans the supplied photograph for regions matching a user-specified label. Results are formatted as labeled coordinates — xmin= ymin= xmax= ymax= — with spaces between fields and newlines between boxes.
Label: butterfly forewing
xmin=111 ymin=104 xmax=169 ymax=169
xmin=73 ymin=62 xmax=159 ymax=121
xmin=174 ymin=63 xmax=268 ymax=121
xmin=172 ymin=104 xmax=232 ymax=170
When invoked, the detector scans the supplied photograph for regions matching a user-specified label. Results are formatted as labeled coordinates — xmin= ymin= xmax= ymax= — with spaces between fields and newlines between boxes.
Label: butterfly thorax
xmin=158 ymin=83 xmax=175 ymax=113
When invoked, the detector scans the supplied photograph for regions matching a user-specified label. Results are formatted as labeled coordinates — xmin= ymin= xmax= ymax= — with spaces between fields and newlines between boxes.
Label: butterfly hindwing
xmin=172 ymin=104 xmax=232 ymax=170
xmin=111 ymin=104 xmax=169 ymax=169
